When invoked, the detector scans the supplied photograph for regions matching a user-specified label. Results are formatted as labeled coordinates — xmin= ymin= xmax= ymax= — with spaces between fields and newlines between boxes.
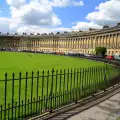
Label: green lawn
xmin=0 ymin=51 xmax=104 ymax=79
xmin=0 ymin=51 xmax=119 ymax=119
xmin=0 ymin=51 xmax=106 ymax=104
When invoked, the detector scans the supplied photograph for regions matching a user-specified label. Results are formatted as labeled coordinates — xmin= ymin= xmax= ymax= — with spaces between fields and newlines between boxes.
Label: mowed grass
xmin=0 ymin=51 xmax=106 ymax=105
xmin=0 ymin=51 xmax=120 ymax=120
xmin=0 ymin=51 xmax=104 ymax=79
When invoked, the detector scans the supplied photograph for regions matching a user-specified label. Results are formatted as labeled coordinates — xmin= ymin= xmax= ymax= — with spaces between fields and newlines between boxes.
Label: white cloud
xmin=1 ymin=0 xmax=120 ymax=33
xmin=71 ymin=0 xmax=120 ymax=31
xmin=50 ymin=0 xmax=84 ymax=7
xmin=72 ymin=22 xmax=102 ymax=30
xmin=0 ymin=17 xmax=12 ymax=33
xmin=17 ymin=25 xmax=71 ymax=34
xmin=6 ymin=0 xmax=84 ymax=8
xmin=6 ymin=0 xmax=26 ymax=8
xmin=0 ymin=0 xmax=84 ymax=33
xmin=9 ymin=0 xmax=62 ymax=26
xmin=86 ymin=0 xmax=120 ymax=25
xmin=50 ymin=0 xmax=71 ymax=7
xmin=3 ymin=0 xmax=120 ymax=33
xmin=72 ymin=1 xmax=84 ymax=6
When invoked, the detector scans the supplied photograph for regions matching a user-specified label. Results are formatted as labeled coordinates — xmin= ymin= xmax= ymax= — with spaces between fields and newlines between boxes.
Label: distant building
xmin=0 ymin=23 xmax=120 ymax=55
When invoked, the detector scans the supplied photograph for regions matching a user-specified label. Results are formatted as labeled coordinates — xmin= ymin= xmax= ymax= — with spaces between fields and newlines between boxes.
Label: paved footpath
xmin=68 ymin=92 xmax=120 ymax=120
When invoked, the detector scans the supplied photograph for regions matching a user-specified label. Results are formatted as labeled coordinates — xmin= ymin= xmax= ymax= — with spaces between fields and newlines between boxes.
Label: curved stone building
xmin=0 ymin=23 xmax=120 ymax=55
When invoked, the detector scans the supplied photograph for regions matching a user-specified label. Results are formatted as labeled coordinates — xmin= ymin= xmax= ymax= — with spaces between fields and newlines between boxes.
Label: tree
xmin=95 ymin=47 xmax=107 ymax=56
xmin=90 ymin=50 xmax=96 ymax=54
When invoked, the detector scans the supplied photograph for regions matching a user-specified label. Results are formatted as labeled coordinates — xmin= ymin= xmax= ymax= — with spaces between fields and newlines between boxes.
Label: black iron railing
xmin=0 ymin=64 xmax=120 ymax=120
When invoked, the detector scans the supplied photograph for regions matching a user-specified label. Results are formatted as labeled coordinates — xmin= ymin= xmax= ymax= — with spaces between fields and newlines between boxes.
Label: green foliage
xmin=95 ymin=47 xmax=107 ymax=56
xmin=90 ymin=50 xmax=96 ymax=54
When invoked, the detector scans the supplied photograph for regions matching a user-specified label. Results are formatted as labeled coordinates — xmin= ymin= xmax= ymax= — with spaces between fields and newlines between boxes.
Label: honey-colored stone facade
xmin=0 ymin=23 xmax=120 ymax=55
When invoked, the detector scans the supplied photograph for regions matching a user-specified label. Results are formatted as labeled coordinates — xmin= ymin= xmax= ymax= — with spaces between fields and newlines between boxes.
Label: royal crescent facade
xmin=0 ymin=23 xmax=120 ymax=55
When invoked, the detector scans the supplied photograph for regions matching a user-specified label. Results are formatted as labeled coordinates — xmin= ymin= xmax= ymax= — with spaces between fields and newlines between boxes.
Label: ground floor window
xmin=112 ymin=51 xmax=114 ymax=55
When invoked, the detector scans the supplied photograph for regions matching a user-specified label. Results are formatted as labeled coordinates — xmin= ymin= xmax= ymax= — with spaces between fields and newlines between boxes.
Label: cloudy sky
xmin=0 ymin=0 xmax=120 ymax=34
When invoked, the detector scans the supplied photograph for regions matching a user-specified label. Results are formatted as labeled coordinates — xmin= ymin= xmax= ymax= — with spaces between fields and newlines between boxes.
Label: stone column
xmin=118 ymin=33 xmax=120 ymax=49
xmin=88 ymin=37 xmax=90 ymax=49
xmin=86 ymin=38 xmax=88 ymax=49
xmin=111 ymin=34 xmax=113 ymax=49
xmin=105 ymin=35 xmax=107 ymax=48
xmin=101 ymin=36 xmax=104 ymax=47
xmin=116 ymin=34 xmax=118 ymax=49
xmin=84 ymin=38 xmax=86 ymax=50
xmin=103 ymin=36 xmax=106 ymax=47
xmin=98 ymin=36 xmax=100 ymax=47
xmin=108 ymin=35 xmax=110 ymax=49
xmin=87 ymin=37 xmax=89 ymax=49
xmin=114 ymin=34 xmax=117 ymax=49
xmin=104 ymin=35 xmax=107 ymax=47
xmin=101 ymin=36 xmax=103 ymax=47
xmin=97 ymin=36 xmax=99 ymax=48
xmin=81 ymin=38 xmax=83 ymax=49
xmin=72 ymin=38 xmax=74 ymax=51
xmin=81 ymin=38 xmax=84 ymax=49
xmin=83 ymin=38 xmax=85 ymax=50
xmin=94 ymin=37 xmax=96 ymax=48
xmin=112 ymin=34 xmax=114 ymax=49
xmin=97 ymin=36 xmax=99 ymax=47
xmin=102 ymin=36 xmax=104 ymax=47
xmin=80 ymin=38 xmax=82 ymax=50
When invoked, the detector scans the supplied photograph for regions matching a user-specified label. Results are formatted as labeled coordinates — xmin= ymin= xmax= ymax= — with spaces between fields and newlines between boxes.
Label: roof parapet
xmin=89 ymin=28 xmax=96 ymax=31
xmin=1 ymin=22 xmax=120 ymax=36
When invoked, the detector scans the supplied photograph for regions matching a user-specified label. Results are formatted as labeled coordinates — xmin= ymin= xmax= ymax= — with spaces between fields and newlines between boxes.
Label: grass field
xmin=0 ymin=51 xmax=105 ymax=79
xmin=0 ymin=51 xmax=119 ymax=119
xmin=0 ymin=51 xmax=107 ymax=105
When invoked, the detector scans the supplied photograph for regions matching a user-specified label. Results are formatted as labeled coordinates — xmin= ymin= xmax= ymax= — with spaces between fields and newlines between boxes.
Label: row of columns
xmin=95 ymin=34 xmax=120 ymax=49
xmin=0 ymin=33 xmax=120 ymax=53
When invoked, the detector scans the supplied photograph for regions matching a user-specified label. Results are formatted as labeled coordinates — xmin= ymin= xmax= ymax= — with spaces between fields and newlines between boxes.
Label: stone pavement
xmin=31 ymin=86 xmax=120 ymax=120
xmin=68 ymin=92 xmax=120 ymax=120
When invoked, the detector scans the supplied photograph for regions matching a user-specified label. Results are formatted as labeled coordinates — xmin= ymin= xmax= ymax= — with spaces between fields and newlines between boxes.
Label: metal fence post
xmin=103 ymin=66 xmax=107 ymax=87
xmin=46 ymin=70 xmax=49 ymax=111
xmin=55 ymin=70 xmax=58 ymax=109
xmin=4 ymin=73 xmax=7 ymax=120
xmin=75 ymin=68 xmax=79 ymax=103
xmin=50 ymin=68 xmax=54 ymax=113
xmin=25 ymin=72 xmax=28 ymax=117
xmin=12 ymin=73 xmax=15 ymax=120
xmin=41 ymin=70 xmax=44 ymax=113
xmin=1 ymin=105 xmax=2 ymax=120
xmin=18 ymin=72 xmax=21 ymax=118
xmin=31 ymin=71 xmax=34 ymax=115
xmin=36 ymin=71 xmax=39 ymax=114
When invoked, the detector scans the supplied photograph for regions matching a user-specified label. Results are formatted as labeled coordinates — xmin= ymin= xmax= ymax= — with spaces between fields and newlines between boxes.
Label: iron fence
xmin=0 ymin=64 xmax=120 ymax=120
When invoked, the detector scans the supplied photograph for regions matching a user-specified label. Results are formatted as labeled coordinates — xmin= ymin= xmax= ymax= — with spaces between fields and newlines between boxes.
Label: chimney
xmin=117 ymin=22 xmax=120 ymax=27
xmin=103 ymin=25 xmax=109 ymax=29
